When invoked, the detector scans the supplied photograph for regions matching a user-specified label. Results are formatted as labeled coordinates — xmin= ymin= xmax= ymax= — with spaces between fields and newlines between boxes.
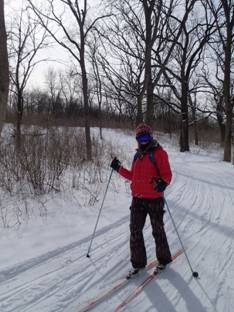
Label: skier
xmin=110 ymin=123 xmax=172 ymax=277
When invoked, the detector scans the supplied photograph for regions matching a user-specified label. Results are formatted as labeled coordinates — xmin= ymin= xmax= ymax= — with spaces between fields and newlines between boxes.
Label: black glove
xmin=154 ymin=178 xmax=168 ymax=192
xmin=110 ymin=157 xmax=121 ymax=172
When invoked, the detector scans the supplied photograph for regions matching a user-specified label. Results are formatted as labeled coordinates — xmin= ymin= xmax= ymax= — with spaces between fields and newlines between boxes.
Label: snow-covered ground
xmin=0 ymin=128 xmax=233 ymax=312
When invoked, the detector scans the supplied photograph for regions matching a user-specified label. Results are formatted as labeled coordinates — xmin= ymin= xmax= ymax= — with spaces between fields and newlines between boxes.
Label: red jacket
xmin=118 ymin=146 xmax=172 ymax=199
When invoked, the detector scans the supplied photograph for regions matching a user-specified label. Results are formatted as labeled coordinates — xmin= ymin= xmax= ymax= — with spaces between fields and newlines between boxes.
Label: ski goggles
xmin=136 ymin=133 xmax=153 ymax=143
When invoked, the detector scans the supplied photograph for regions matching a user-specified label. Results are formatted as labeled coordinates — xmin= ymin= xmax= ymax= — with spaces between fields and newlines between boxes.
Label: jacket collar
xmin=137 ymin=139 xmax=160 ymax=157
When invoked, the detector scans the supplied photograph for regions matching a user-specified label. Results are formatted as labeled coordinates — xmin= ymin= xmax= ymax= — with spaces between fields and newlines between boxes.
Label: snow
xmin=0 ymin=128 xmax=234 ymax=312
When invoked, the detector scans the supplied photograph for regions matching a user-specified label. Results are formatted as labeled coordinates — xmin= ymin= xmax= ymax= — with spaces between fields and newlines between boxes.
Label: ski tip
xmin=86 ymin=254 xmax=90 ymax=258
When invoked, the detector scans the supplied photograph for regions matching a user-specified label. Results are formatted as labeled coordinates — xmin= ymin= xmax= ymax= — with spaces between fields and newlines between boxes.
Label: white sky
xmin=5 ymin=0 xmax=102 ymax=90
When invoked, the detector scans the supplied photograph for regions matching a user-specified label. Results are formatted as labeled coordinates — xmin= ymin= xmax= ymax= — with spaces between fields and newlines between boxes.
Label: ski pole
xmin=164 ymin=198 xmax=199 ymax=278
xmin=86 ymin=169 xmax=114 ymax=258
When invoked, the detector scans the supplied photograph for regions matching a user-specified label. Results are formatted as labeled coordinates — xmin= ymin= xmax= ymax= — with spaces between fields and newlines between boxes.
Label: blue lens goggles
xmin=136 ymin=133 xmax=152 ymax=143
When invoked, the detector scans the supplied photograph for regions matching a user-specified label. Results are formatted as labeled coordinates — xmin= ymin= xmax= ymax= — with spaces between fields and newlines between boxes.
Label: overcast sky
xmin=5 ymin=0 xmax=102 ymax=90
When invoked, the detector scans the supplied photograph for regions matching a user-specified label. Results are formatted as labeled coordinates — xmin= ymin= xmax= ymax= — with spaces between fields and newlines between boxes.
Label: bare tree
xmin=28 ymin=0 xmax=110 ymax=160
xmin=98 ymin=0 xmax=146 ymax=124
xmin=201 ymin=63 xmax=226 ymax=145
xmin=101 ymin=0 xmax=183 ymax=126
xmin=102 ymin=0 xmax=207 ymax=135
xmin=0 ymin=0 xmax=9 ymax=134
xmin=59 ymin=68 xmax=81 ymax=116
xmin=127 ymin=0 xmax=185 ymax=125
xmin=140 ymin=0 xmax=164 ymax=125
xmin=45 ymin=68 xmax=62 ymax=115
xmin=157 ymin=0 xmax=216 ymax=151
xmin=99 ymin=49 xmax=145 ymax=123
xmin=88 ymin=34 xmax=104 ymax=138
xmin=9 ymin=7 xmax=48 ymax=148
xmin=206 ymin=0 xmax=234 ymax=162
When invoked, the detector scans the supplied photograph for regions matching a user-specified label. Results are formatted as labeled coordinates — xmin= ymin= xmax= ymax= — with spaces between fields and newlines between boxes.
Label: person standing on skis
xmin=110 ymin=123 xmax=172 ymax=276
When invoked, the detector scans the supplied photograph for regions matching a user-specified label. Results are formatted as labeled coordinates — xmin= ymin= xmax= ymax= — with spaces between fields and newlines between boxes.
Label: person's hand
xmin=154 ymin=178 xmax=168 ymax=192
xmin=110 ymin=157 xmax=121 ymax=172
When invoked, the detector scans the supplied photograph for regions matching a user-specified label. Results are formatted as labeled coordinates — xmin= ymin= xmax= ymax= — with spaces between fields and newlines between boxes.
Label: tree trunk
xmin=98 ymin=101 xmax=103 ymax=140
xmin=80 ymin=35 xmax=92 ymax=160
xmin=190 ymin=95 xmax=198 ymax=146
xmin=0 ymin=0 xmax=9 ymax=134
xmin=180 ymin=81 xmax=190 ymax=152
xmin=192 ymin=107 xmax=198 ymax=146
xmin=220 ymin=124 xmax=226 ymax=146
xmin=216 ymin=100 xmax=225 ymax=145
xmin=15 ymin=94 xmax=23 ymax=150
xmin=136 ymin=92 xmax=143 ymax=125
xmin=223 ymin=29 xmax=232 ymax=162
xmin=16 ymin=112 xmax=22 ymax=150
xmin=168 ymin=106 xmax=172 ymax=139
xmin=144 ymin=35 xmax=154 ymax=124
xmin=146 ymin=77 xmax=154 ymax=125
xmin=81 ymin=67 xmax=92 ymax=160
xmin=232 ymin=134 xmax=234 ymax=165
xmin=143 ymin=0 xmax=155 ymax=126
xmin=223 ymin=109 xmax=232 ymax=161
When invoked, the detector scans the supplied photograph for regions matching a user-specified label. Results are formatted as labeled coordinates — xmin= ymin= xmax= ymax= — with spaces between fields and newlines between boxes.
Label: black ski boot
xmin=126 ymin=267 xmax=144 ymax=279
xmin=154 ymin=263 xmax=166 ymax=275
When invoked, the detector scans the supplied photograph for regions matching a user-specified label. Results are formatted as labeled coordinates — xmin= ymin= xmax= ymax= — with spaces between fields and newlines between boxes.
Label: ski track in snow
xmin=0 ymin=130 xmax=234 ymax=312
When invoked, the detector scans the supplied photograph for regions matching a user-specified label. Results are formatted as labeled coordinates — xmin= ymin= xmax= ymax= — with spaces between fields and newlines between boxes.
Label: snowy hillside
xmin=0 ymin=128 xmax=234 ymax=312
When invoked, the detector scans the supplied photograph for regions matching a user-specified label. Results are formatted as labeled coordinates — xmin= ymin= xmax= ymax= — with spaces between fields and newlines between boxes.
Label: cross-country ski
xmin=114 ymin=249 xmax=183 ymax=312
xmin=78 ymin=258 xmax=158 ymax=312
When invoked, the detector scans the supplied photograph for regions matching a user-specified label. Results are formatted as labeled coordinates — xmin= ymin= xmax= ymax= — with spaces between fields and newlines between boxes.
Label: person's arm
xmin=118 ymin=165 xmax=133 ymax=180
xmin=153 ymin=148 xmax=172 ymax=192
xmin=156 ymin=148 xmax=172 ymax=185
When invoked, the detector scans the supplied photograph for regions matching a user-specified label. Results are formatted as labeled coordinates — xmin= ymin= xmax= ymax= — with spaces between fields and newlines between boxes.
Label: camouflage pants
xmin=130 ymin=197 xmax=172 ymax=268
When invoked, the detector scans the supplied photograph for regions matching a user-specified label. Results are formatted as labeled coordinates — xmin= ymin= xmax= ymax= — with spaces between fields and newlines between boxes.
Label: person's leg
xmin=148 ymin=198 xmax=172 ymax=265
xmin=130 ymin=198 xmax=148 ymax=268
